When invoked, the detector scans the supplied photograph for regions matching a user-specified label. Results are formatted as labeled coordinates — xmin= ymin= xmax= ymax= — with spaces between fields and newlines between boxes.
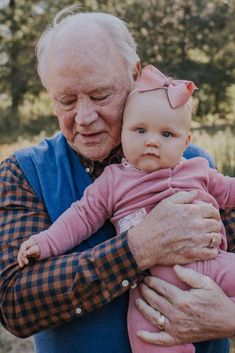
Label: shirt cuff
xmin=73 ymin=231 xmax=144 ymax=315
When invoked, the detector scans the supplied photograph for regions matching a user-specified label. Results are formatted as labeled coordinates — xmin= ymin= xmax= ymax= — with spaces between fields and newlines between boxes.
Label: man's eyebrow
xmin=54 ymin=93 xmax=76 ymax=100
xmin=53 ymin=87 xmax=114 ymax=99
xmin=89 ymin=86 xmax=113 ymax=95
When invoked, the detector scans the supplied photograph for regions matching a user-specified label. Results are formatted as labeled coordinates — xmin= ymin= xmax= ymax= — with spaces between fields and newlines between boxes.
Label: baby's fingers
xmin=24 ymin=238 xmax=37 ymax=249
xmin=17 ymin=252 xmax=29 ymax=268
xmin=26 ymin=245 xmax=40 ymax=258
xmin=19 ymin=239 xmax=35 ymax=255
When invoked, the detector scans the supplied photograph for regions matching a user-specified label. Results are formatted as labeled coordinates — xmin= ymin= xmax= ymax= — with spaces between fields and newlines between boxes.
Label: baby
xmin=18 ymin=65 xmax=235 ymax=353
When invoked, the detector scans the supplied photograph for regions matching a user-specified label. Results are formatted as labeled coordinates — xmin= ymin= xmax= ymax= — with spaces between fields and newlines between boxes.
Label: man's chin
xmin=76 ymin=146 xmax=109 ymax=161
xmin=69 ymin=138 xmax=119 ymax=161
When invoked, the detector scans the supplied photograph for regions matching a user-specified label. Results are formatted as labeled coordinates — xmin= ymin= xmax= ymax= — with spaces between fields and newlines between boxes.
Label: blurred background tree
xmin=0 ymin=0 xmax=42 ymax=130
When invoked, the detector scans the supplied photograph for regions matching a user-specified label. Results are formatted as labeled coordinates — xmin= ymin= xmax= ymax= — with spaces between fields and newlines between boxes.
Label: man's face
xmin=45 ymin=26 xmax=132 ymax=161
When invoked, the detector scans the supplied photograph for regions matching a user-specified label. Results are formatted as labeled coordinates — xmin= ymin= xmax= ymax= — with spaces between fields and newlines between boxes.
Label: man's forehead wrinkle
xmin=54 ymin=80 xmax=114 ymax=97
xmin=47 ymin=23 xmax=123 ymax=82
xmin=45 ymin=19 xmax=129 ymax=94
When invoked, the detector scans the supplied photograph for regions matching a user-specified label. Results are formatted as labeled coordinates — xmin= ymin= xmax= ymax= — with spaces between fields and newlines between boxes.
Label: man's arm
xmin=0 ymin=157 xmax=142 ymax=338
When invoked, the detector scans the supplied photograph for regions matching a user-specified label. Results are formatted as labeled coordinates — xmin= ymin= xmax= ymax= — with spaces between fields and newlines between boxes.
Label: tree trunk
xmin=8 ymin=0 xmax=21 ymax=128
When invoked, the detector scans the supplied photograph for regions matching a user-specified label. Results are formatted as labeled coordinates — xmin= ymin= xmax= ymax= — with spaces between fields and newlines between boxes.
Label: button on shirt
xmin=122 ymin=280 xmax=130 ymax=288
xmin=76 ymin=307 xmax=82 ymax=315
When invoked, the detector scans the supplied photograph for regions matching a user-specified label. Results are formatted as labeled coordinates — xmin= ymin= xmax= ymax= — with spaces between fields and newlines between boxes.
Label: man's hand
xmin=127 ymin=191 xmax=222 ymax=270
xmin=136 ymin=266 xmax=235 ymax=345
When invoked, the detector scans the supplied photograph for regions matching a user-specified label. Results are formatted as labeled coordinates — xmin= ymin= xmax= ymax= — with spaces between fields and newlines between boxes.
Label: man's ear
xmin=133 ymin=62 xmax=142 ymax=81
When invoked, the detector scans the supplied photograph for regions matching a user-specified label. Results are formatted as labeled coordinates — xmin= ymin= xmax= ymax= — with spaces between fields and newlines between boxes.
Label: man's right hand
xmin=127 ymin=190 xmax=222 ymax=270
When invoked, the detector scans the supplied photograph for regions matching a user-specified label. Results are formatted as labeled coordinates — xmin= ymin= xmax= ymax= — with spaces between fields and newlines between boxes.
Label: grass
xmin=232 ymin=339 xmax=235 ymax=353
xmin=0 ymin=325 xmax=33 ymax=353
xmin=0 ymin=131 xmax=51 ymax=162
xmin=191 ymin=124 xmax=235 ymax=176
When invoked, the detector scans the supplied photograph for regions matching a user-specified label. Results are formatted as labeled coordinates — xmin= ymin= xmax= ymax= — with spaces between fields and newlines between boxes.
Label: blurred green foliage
xmin=0 ymin=0 xmax=235 ymax=141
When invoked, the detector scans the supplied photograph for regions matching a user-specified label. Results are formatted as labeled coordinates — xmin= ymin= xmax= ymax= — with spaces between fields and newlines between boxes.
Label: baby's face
xmin=121 ymin=89 xmax=191 ymax=173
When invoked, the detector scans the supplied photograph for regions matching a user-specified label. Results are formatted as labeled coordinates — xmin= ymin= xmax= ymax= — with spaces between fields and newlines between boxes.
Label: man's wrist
xmin=127 ymin=226 xmax=150 ymax=270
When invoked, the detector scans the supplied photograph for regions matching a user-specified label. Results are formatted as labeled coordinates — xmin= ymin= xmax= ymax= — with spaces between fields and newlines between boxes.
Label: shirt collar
xmin=78 ymin=145 xmax=123 ymax=180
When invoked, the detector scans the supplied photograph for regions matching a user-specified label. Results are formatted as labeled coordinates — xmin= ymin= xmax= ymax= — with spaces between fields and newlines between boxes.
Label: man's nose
xmin=75 ymin=98 xmax=98 ymax=126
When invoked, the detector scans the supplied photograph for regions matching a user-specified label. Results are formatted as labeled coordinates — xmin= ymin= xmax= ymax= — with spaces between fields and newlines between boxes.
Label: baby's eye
xmin=162 ymin=131 xmax=173 ymax=138
xmin=136 ymin=128 xmax=146 ymax=134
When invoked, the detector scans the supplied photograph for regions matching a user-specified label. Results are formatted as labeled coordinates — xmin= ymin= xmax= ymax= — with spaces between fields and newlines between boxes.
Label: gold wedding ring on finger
xmin=157 ymin=314 xmax=166 ymax=330
xmin=208 ymin=234 xmax=218 ymax=248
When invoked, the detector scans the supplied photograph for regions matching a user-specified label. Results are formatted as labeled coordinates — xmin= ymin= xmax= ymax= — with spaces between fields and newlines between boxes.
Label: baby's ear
xmin=133 ymin=62 xmax=142 ymax=81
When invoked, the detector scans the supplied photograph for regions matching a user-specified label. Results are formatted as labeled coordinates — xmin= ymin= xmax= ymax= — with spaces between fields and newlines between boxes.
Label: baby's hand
xmin=17 ymin=237 xmax=41 ymax=268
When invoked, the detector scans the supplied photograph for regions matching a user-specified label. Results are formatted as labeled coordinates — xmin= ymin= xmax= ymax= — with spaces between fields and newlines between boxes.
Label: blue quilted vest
xmin=15 ymin=133 xmax=229 ymax=353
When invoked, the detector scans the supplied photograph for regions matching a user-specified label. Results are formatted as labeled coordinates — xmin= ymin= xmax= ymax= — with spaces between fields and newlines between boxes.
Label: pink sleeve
xmin=32 ymin=168 xmax=114 ymax=259
xmin=207 ymin=167 xmax=235 ymax=209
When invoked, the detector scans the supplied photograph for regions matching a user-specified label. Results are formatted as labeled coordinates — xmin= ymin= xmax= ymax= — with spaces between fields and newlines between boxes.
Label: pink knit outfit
xmin=32 ymin=157 xmax=235 ymax=353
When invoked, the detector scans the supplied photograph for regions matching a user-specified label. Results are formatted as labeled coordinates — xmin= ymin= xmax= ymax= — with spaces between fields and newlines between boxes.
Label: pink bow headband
xmin=131 ymin=65 xmax=197 ymax=110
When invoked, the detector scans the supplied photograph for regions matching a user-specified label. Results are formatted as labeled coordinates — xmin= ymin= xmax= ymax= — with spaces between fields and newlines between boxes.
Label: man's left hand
xmin=135 ymin=266 xmax=235 ymax=345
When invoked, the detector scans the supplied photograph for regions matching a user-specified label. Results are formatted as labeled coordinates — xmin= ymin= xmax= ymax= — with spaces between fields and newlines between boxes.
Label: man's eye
xmin=136 ymin=128 xmax=145 ymax=134
xmin=60 ymin=100 xmax=76 ymax=106
xmin=162 ymin=131 xmax=173 ymax=138
xmin=91 ymin=94 xmax=109 ymax=101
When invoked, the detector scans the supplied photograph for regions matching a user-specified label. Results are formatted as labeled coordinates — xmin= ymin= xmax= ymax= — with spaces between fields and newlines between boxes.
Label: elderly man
xmin=0 ymin=5 xmax=235 ymax=353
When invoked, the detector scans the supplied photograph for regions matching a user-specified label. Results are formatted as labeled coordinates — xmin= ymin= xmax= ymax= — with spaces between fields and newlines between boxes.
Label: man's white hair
xmin=36 ymin=4 xmax=140 ymax=87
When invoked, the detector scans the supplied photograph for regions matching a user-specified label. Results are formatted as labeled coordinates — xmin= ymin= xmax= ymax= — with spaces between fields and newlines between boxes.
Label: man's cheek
xmin=57 ymin=115 xmax=71 ymax=132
